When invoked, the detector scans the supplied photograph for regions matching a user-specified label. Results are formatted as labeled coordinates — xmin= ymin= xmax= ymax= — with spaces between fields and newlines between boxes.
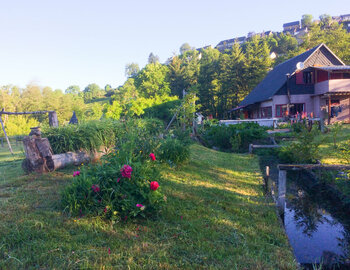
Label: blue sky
xmin=0 ymin=0 xmax=348 ymax=91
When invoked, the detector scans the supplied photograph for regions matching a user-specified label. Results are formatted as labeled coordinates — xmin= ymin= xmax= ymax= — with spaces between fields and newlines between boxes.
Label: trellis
xmin=0 ymin=109 xmax=58 ymax=154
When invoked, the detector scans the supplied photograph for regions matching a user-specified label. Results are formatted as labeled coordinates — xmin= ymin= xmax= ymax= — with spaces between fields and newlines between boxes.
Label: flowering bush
xmin=61 ymin=151 xmax=165 ymax=221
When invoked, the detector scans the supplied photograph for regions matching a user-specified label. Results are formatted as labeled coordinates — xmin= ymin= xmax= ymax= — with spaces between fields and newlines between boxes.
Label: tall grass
xmin=43 ymin=120 xmax=122 ymax=154
xmin=42 ymin=118 xmax=164 ymax=154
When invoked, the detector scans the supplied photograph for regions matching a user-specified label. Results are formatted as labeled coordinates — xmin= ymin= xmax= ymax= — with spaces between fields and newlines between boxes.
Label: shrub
xmin=62 ymin=152 xmax=165 ymax=221
xmin=157 ymin=138 xmax=190 ymax=165
xmin=43 ymin=119 xmax=122 ymax=154
xmin=201 ymin=122 xmax=267 ymax=152
xmin=279 ymin=126 xmax=321 ymax=164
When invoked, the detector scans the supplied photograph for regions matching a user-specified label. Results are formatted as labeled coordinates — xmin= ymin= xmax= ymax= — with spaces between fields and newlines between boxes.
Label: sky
xmin=0 ymin=0 xmax=349 ymax=91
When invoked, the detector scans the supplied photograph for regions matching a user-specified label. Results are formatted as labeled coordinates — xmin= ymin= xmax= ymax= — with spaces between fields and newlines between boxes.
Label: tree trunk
xmin=22 ymin=135 xmax=109 ymax=173
xmin=22 ymin=136 xmax=53 ymax=173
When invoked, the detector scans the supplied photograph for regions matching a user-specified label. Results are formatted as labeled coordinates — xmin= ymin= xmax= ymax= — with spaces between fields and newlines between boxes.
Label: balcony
xmin=315 ymin=79 xmax=350 ymax=95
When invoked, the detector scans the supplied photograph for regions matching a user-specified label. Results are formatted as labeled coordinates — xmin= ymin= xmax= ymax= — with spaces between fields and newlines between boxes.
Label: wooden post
xmin=0 ymin=115 xmax=13 ymax=154
xmin=277 ymin=169 xmax=287 ymax=216
xmin=266 ymin=166 xmax=270 ymax=178
xmin=328 ymin=95 xmax=331 ymax=125
xmin=48 ymin=111 xmax=59 ymax=127
xmin=249 ymin=144 xmax=253 ymax=154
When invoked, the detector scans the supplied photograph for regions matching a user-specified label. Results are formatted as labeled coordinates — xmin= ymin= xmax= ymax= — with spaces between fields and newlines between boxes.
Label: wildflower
xmin=104 ymin=207 xmax=107 ymax=213
xmin=150 ymin=181 xmax=159 ymax=191
xmin=136 ymin=204 xmax=144 ymax=208
xmin=91 ymin=184 xmax=100 ymax=193
xmin=149 ymin=153 xmax=156 ymax=161
xmin=120 ymin=165 xmax=133 ymax=178
xmin=108 ymin=248 xmax=111 ymax=255
xmin=117 ymin=178 xmax=120 ymax=183
xmin=73 ymin=171 xmax=80 ymax=177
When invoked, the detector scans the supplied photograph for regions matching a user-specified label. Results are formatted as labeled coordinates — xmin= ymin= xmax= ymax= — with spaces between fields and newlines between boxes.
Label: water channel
xmin=282 ymin=174 xmax=350 ymax=269
xmin=259 ymin=152 xmax=350 ymax=269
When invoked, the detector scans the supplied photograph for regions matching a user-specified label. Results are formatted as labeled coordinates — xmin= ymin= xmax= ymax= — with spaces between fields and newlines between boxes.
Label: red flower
xmin=120 ymin=165 xmax=133 ymax=178
xmin=150 ymin=181 xmax=159 ymax=191
xmin=149 ymin=153 xmax=156 ymax=161
xmin=91 ymin=184 xmax=100 ymax=193
xmin=73 ymin=171 xmax=80 ymax=177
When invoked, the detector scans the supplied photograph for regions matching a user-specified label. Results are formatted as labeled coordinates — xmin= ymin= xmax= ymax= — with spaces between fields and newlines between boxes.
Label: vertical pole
xmin=1 ymin=138 xmax=3 ymax=147
xmin=278 ymin=169 xmax=287 ymax=216
xmin=266 ymin=166 xmax=270 ymax=178
xmin=328 ymin=95 xmax=331 ymax=125
xmin=48 ymin=111 xmax=59 ymax=127
xmin=0 ymin=115 xmax=13 ymax=154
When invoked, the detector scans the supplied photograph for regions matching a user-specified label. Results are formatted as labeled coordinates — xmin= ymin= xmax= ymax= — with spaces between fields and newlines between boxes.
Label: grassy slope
xmin=0 ymin=144 xmax=297 ymax=269
xmin=317 ymin=124 xmax=350 ymax=165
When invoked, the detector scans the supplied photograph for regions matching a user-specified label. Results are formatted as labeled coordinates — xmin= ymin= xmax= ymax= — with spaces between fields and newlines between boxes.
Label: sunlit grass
xmin=0 ymin=144 xmax=297 ymax=269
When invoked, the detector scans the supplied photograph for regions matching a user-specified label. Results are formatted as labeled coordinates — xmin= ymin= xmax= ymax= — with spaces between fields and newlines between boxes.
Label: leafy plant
xmin=330 ymin=122 xmax=343 ymax=148
xmin=157 ymin=138 xmax=190 ymax=165
xmin=201 ymin=122 xmax=267 ymax=152
xmin=279 ymin=126 xmax=322 ymax=164
xmin=62 ymin=151 xmax=165 ymax=221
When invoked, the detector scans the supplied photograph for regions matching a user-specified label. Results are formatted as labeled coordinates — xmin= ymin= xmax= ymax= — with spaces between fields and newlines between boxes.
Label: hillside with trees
xmin=1 ymin=14 xmax=349 ymax=136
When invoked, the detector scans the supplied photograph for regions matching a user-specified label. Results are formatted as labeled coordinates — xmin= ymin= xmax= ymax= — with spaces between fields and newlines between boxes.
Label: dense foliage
xmin=200 ymin=122 xmax=268 ymax=152
xmin=43 ymin=120 xmax=122 ymax=154
xmin=279 ymin=126 xmax=322 ymax=164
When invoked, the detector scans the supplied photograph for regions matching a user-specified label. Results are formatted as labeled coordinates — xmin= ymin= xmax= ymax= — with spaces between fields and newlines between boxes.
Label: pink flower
xmin=91 ymin=184 xmax=100 ymax=193
xmin=73 ymin=171 xmax=80 ymax=177
xmin=150 ymin=181 xmax=159 ymax=191
xmin=104 ymin=207 xmax=107 ymax=213
xmin=136 ymin=204 xmax=144 ymax=208
xmin=108 ymin=248 xmax=111 ymax=255
xmin=117 ymin=178 xmax=120 ymax=183
xmin=120 ymin=165 xmax=133 ymax=178
xmin=149 ymin=153 xmax=156 ymax=161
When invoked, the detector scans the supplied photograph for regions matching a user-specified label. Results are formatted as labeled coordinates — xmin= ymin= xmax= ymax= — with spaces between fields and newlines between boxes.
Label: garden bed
xmin=0 ymin=144 xmax=297 ymax=269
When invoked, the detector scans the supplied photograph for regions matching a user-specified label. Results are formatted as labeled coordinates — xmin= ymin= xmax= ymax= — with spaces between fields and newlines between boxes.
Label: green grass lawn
xmin=316 ymin=124 xmax=350 ymax=165
xmin=0 ymin=144 xmax=297 ymax=269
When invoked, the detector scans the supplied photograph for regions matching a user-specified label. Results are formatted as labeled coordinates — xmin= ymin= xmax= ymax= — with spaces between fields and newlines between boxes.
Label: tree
xmin=180 ymin=43 xmax=193 ymax=54
xmin=148 ymin=53 xmax=160 ymax=64
xmin=319 ymin=14 xmax=332 ymax=28
xmin=125 ymin=63 xmax=140 ymax=78
xmin=134 ymin=63 xmax=170 ymax=97
xmin=65 ymin=85 xmax=80 ymax=95
xmin=301 ymin=14 xmax=313 ymax=28
xmin=83 ymin=83 xmax=103 ymax=102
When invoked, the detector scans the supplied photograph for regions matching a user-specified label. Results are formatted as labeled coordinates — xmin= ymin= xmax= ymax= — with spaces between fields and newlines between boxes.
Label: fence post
xmin=48 ymin=111 xmax=59 ymax=127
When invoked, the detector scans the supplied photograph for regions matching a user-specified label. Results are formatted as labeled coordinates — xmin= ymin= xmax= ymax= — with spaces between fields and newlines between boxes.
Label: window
xmin=290 ymin=103 xmax=305 ymax=116
xmin=276 ymin=104 xmax=288 ymax=117
xmin=303 ymin=71 xmax=313 ymax=84
xmin=260 ymin=107 xmax=272 ymax=118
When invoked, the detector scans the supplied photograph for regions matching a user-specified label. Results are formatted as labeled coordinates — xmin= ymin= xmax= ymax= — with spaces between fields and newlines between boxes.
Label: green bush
xmin=61 ymin=151 xmax=165 ymax=221
xmin=279 ymin=126 xmax=321 ymax=164
xmin=43 ymin=119 xmax=121 ymax=154
xmin=201 ymin=123 xmax=267 ymax=152
xmin=157 ymin=138 xmax=190 ymax=165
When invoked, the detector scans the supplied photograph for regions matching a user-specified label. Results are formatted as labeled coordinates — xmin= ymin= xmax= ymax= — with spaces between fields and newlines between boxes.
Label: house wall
xmin=315 ymin=79 xmax=350 ymax=95
xmin=271 ymin=94 xmax=313 ymax=117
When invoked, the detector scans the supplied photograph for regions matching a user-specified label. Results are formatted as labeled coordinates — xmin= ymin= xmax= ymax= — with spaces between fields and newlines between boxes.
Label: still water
xmin=282 ymin=178 xmax=350 ymax=268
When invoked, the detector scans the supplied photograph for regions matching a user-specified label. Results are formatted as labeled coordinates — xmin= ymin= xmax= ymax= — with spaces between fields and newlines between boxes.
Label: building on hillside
xmin=215 ymin=37 xmax=246 ymax=52
xmin=237 ymin=43 xmax=350 ymax=124
xmin=283 ymin=21 xmax=301 ymax=33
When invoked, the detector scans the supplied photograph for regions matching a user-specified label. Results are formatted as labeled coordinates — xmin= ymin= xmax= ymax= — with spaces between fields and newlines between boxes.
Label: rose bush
xmin=62 ymin=151 xmax=165 ymax=221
